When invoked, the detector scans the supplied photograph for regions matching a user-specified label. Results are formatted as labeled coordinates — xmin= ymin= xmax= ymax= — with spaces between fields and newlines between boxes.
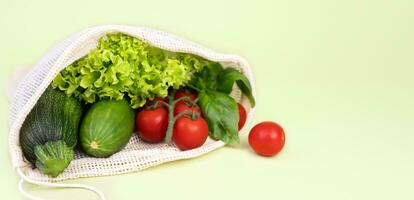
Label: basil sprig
xmin=217 ymin=68 xmax=256 ymax=107
xmin=198 ymin=89 xmax=240 ymax=144
xmin=189 ymin=64 xmax=255 ymax=144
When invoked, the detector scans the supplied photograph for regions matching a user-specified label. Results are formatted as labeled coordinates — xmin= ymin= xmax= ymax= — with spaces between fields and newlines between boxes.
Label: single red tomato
xmin=173 ymin=116 xmax=209 ymax=150
xmin=136 ymin=107 xmax=169 ymax=143
xmin=174 ymin=89 xmax=197 ymax=102
xmin=144 ymin=97 xmax=168 ymax=108
xmin=248 ymin=121 xmax=285 ymax=157
xmin=237 ymin=103 xmax=247 ymax=130
xmin=174 ymin=101 xmax=201 ymax=116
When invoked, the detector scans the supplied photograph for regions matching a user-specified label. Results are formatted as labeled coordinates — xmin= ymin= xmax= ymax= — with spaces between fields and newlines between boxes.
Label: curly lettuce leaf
xmin=52 ymin=33 xmax=217 ymax=108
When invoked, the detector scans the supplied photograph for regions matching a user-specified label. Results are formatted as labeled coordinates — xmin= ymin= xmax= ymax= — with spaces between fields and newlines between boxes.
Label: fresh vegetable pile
xmin=20 ymin=33 xmax=285 ymax=178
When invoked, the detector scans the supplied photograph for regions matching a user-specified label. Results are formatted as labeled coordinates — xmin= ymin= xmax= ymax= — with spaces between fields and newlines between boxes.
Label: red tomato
xmin=173 ymin=116 xmax=209 ymax=150
xmin=237 ymin=103 xmax=247 ymax=130
xmin=174 ymin=101 xmax=201 ymax=116
xmin=248 ymin=122 xmax=285 ymax=157
xmin=174 ymin=89 xmax=197 ymax=102
xmin=144 ymin=97 xmax=168 ymax=108
xmin=136 ymin=108 xmax=169 ymax=143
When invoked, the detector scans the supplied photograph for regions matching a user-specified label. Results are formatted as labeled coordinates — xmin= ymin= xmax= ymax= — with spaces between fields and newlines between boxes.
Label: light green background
xmin=1 ymin=0 xmax=413 ymax=199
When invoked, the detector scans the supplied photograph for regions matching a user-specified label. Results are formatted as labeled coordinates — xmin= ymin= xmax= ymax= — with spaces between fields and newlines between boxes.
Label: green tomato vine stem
xmin=164 ymin=92 xmax=176 ymax=144
xmin=148 ymin=91 xmax=198 ymax=144
xmin=163 ymin=92 xmax=194 ymax=144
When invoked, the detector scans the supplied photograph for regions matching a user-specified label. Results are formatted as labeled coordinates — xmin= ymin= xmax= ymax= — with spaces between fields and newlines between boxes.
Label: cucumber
xmin=20 ymin=87 xmax=83 ymax=177
xmin=80 ymin=99 xmax=135 ymax=157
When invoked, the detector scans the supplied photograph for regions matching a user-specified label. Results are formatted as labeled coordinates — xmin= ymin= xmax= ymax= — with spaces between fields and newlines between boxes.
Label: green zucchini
xmin=20 ymin=87 xmax=83 ymax=177
xmin=80 ymin=99 xmax=135 ymax=157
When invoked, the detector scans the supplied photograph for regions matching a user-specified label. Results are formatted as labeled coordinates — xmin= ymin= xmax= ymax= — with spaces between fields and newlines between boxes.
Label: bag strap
xmin=17 ymin=167 xmax=106 ymax=200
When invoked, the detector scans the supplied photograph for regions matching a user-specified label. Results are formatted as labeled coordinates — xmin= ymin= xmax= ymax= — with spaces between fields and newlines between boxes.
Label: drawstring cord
xmin=17 ymin=167 xmax=106 ymax=200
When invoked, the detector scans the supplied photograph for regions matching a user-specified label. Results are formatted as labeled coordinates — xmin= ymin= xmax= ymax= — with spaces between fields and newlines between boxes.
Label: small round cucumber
xmin=80 ymin=99 xmax=135 ymax=157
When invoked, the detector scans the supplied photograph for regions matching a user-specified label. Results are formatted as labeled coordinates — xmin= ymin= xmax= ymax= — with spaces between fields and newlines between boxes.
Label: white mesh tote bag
xmin=8 ymin=25 xmax=255 ymax=200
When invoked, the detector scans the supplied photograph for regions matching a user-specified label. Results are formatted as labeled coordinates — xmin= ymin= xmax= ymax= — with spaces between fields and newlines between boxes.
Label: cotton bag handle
xmin=17 ymin=167 xmax=106 ymax=200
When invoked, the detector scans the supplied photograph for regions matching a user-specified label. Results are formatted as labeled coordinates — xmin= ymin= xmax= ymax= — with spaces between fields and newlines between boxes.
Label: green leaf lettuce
xmin=52 ymin=33 xmax=216 ymax=108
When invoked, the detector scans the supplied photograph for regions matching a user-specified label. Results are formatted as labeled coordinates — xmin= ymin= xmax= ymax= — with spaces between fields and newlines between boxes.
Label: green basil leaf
xmin=198 ymin=90 xmax=239 ymax=144
xmin=189 ymin=62 xmax=223 ymax=90
xmin=217 ymin=68 xmax=256 ymax=107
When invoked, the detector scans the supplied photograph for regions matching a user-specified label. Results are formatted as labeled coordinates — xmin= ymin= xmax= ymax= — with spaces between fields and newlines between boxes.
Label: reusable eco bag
xmin=8 ymin=25 xmax=255 ymax=200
